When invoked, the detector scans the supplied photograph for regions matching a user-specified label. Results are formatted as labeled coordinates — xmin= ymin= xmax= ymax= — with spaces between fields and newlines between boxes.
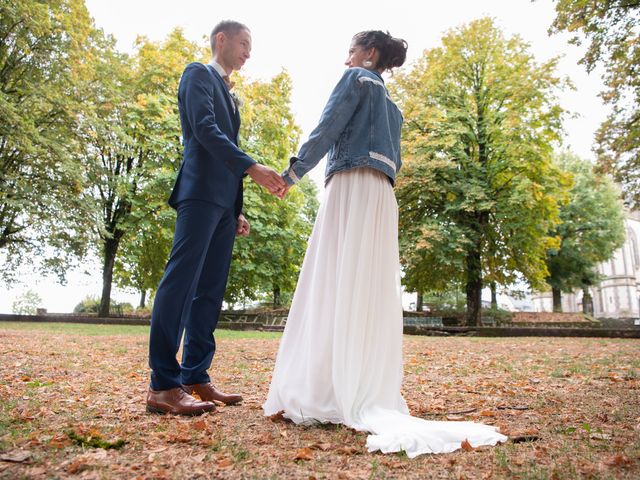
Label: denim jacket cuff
xmin=282 ymin=156 xmax=303 ymax=186
xmin=282 ymin=168 xmax=300 ymax=186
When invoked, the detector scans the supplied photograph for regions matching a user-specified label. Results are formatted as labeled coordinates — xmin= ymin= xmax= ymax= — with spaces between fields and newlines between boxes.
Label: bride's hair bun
xmin=353 ymin=30 xmax=408 ymax=71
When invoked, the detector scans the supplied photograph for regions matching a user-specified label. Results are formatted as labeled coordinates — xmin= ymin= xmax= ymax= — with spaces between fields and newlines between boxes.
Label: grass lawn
xmin=0 ymin=321 xmax=638 ymax=479
xmin=0 ymin=321 xmax=281 ymax=339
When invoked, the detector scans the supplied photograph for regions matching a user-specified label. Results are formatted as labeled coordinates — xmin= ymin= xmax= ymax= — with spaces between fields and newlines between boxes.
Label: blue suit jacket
xmin=169 ymin=63 xmax=256 ymax=217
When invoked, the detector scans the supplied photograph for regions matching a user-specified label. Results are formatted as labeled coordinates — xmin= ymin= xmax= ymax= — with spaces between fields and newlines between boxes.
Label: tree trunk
xmin=99 ymin=238 xmax=120 ymax=317
xmin=273 ymin=286 xmax=281 ymax=308
xmin=139 ymin=289 xmax=147 ymax=309
xmin=465 ymin=246 xmax=482 ymax=326
xmin=552 ymin=287 xmax=562 ymax=312
xmin=582 ymin=287 xmax=593 ymax=315
xmin=490 ymin=282 xmax=498 ymax=310
xmin=416 ymin=292 xmax=423 ymax=312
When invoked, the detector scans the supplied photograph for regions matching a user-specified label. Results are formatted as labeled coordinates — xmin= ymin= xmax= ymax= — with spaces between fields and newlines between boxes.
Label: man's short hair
xmin=210 ymin=20 xmax=249 ymax=54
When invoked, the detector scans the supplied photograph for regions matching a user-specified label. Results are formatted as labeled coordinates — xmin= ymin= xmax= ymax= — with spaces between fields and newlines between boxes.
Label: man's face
xmin=220 ymin=29 xmax=252 ymax=72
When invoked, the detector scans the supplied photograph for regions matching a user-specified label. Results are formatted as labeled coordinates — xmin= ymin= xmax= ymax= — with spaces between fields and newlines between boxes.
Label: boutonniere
xmin=230 ymin=91 xmax=243 ymax=109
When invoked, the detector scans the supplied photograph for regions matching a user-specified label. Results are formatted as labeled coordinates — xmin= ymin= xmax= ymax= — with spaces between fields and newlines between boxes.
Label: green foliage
xmin=0 ymin=0 xmax=95 ymax=281
xmin=545 ymin=151 xmax=626 ymax=298
xmin=422 ymin=288 xmax=466 ymax=312
xmin=392 ymin=18 xmax=570 ymax=324
xmin=73 ymin=296 xmax=101 ymax=314
xmin=77 ymin=28 xmax=205 ymax=315
xmin=11 ymin=289 xmax=43 ymax=315
xmin=550 ymin=0 xmax=640 ymax=208
xmin=66 ymin=430 xmax=126 ymax=450
xmin=113 ymin=201 xmax=175 ymax=308
xmin=225 ymin=71 xmax=318 ymax=307
xmin=73 ymin=295 xmax=133 ymax=315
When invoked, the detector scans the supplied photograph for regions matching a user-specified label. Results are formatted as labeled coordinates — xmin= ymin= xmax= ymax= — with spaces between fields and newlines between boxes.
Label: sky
xmin=0 ymin=0 xmax=609 ymax=313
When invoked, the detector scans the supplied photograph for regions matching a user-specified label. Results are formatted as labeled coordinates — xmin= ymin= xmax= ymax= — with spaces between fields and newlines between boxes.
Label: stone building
xmin=532 ymin=211 xmax=640 ymax=318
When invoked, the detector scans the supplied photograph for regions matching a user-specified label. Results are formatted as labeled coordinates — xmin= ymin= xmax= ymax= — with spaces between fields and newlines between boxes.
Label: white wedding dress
xmin=263 ymin=168 xmax=507 ymax=458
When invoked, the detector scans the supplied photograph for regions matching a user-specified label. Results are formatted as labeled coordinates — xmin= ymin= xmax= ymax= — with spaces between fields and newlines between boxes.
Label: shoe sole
xmin=146 ymin=405 xmax=215 ymax=416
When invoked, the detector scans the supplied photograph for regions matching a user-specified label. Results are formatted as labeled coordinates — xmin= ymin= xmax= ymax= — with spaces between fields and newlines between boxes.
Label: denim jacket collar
xmin=366 ymin=69 xmax=384 ymax=82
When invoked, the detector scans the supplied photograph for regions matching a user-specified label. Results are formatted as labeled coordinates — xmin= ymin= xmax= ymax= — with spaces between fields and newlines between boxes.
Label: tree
xmin=393 ymin=18 xmax=569 ymax=325
xmin=113 ymin=206 xmax=174 ymax=309
xmin=11 ymin=289 xmax=42 ymax=314
xmin=224 ymin=71 xmax=318 ymax=308
xmin=545 ymin=151 xmax=626 ymax=311
xmin=77 ymin=29 xmax=205 ymax=316
xmin=549 ymin=0 xmax=640 ymax=208
xmin=0 ymin=0 xmax=94 ymax=281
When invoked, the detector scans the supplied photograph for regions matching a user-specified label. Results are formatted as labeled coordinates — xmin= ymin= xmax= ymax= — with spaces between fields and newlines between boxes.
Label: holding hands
xmin=246 ymin=163 xmax=293 ymax=199
xmin=247 ymin=164 xmax=287 ymax=198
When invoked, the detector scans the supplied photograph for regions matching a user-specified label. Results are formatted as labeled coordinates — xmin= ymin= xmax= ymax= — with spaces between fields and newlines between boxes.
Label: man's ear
xmin=216 ymin=31 xmax=226 ymax=48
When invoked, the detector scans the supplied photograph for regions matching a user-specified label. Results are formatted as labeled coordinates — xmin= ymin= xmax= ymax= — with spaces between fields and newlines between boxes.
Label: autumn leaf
xmin=66 ymin=458 xmax=89 ymax=475
xmin=604 ymin=454 xmax=632 ymax=468
xmin=337 ymin=446 xmax=361 ymax=455
xmin=191 ymin=453 xmax=207 ymax=462
xmin=192 ymin=419 xmax=208 ymax=431
xmin=447 ymin=415 xmax=465 ymax=421
xmin=217 ymin=458 xmax=233 ymax=469
xmin=268 ymin=411 xmax=286 ymax=422
xmin=256 ymin=432 xmax=273 ymax=445
xmin=461 ymin=439 xmax=474 ymax=452
xmin=310 ymin=442 xmax=332 ymax=451
xmin=0 ymin=450 xmax=31 ymax=463
xmin=479 ymin=410 xmax=496 ymax=417
xmin=294 ymin=447 xmax=313 ymax=461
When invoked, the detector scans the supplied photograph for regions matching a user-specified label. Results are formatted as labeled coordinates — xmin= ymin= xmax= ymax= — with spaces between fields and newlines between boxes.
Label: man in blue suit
xmin=147 ymin=21 xmax=286 ymax=415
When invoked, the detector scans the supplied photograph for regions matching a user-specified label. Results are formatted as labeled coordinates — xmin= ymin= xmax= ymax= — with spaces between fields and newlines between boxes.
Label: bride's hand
xmin=277 ymin=183 xmax=291 ymax=199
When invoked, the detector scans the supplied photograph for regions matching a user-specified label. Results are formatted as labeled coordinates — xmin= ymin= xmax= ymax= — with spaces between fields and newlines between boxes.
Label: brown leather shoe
xmin=146 ymin=387 xmax=215 ymax=415
xmin=182 ymin=382 xmax=243 ymax=405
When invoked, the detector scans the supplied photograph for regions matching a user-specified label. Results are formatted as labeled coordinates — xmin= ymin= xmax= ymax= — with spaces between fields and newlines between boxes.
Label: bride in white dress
xmin=264 ymin=30 xmax=507 ymax=458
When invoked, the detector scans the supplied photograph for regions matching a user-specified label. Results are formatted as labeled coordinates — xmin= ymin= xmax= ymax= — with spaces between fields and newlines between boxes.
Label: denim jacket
xmin=282 ymin=67 xmax=403 ymax=186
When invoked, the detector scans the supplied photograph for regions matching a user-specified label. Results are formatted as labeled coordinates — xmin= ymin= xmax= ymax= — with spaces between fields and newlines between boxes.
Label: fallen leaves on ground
xmin=0 ymin=325 xmax=639 ymax=479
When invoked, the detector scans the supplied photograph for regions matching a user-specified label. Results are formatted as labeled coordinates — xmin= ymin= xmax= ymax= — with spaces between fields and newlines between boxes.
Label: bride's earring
xmin=363 ymin=60 xmax=373 ymax=68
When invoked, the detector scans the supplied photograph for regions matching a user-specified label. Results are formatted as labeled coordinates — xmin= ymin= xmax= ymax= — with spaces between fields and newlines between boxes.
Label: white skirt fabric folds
xmin=263 ymin=168 xmax=507 ymax=458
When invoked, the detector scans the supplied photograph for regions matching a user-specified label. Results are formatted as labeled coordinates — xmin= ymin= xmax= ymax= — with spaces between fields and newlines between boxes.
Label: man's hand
xmin=246 ymin=164 xmax=287 ymax=197
xmin=236 ymin=213 xmax=250 ymax=236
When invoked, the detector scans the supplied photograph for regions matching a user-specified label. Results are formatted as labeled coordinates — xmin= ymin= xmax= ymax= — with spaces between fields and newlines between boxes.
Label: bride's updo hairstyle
xmin=353 ymin=30 xmax=408 ymax=71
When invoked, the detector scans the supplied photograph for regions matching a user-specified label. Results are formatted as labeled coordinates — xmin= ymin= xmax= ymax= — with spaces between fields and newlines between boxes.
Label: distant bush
xmin=12 ymin=290 xmax=43 ymax=315
xmin=73 ymin=296 xmax=100 ymax=314
xmin=73 ymin=297 xmax=134 ymax=315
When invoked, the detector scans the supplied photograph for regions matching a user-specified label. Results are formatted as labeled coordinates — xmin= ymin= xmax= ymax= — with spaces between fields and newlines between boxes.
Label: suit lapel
xmin=205 ymin=64 xmax=239 ymax=127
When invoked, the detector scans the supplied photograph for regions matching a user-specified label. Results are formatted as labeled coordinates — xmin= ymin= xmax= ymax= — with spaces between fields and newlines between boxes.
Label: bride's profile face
xmin=345 ymin=40 xmax=375 ymax=69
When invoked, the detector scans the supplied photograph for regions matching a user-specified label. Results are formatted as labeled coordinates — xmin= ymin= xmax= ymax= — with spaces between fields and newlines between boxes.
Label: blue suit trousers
xmin=149 ymin=200 xmax=236 ymax=390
